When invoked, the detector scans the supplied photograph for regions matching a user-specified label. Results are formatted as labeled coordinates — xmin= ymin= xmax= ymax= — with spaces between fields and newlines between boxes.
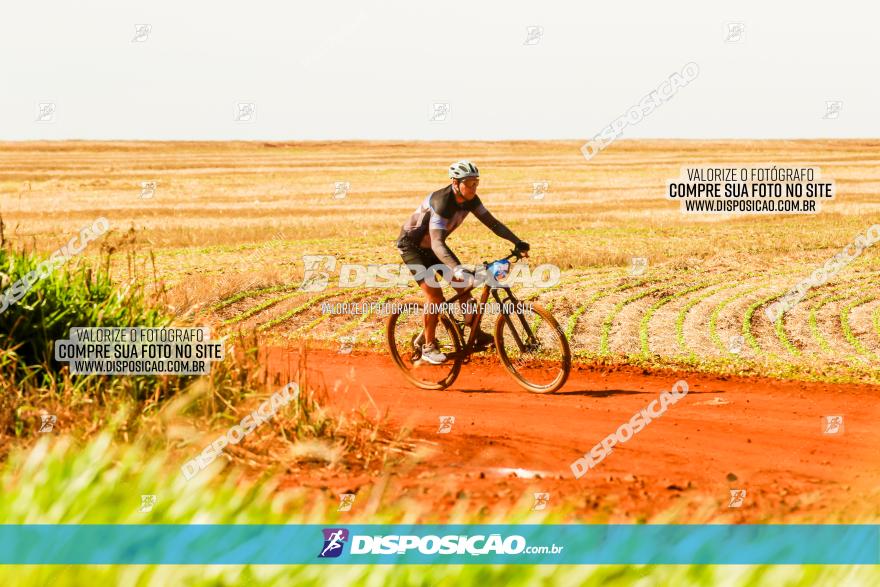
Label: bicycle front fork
xmin=491 ymin=287 xmax=537 ymax=352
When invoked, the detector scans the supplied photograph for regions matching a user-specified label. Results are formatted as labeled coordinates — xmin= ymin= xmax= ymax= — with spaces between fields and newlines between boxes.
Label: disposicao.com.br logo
xmin=318 ymin=528 xmax=350 ymax=558
xmin=317 ymin=528 xmax=563 ymax=558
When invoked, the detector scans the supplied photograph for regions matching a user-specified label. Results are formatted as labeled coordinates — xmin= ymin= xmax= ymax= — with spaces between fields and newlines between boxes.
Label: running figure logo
xmin=318 ymin=528 xmax=349 ymax=558
xmin=532 ymin=492 xmax=550 ymax=511
xmin=36 ymin=102 xmax=56 ymax=123
xmin=140 ymin=181 xmax=157 ymax=199
xmin=822 ymin=415 xmax=844 ymax=435
xmin=725 ymin=23 xmax=745 ymax=43
xmin=429 ymin=102 xmax=450 ymax=122
xmin=132 ymin=24 xmax=152 ymax=43
xmin=138 ymin=494 xmax=158 ymax=513
xmin=523 ymin=26 xmax=544 ymax=45
xmin=438 ymin=416 xmax=455 ymax=434
xmin=338 ymin=336 xmax=355 ymax=355
xmin=337 ymin=494 xmax=356 ymax=512
xmin=39 ymin=414 xmax=57 ymax=433
xmin=333 ymin=181 xmax=350 ymax=200
xmin=299 ymin=255 xmax=336 ymax=292
xmin=823 ymin=101 xmax=843 ymax=120
xmin=728 ymin=335 xmax=744 ymax=355
xmin=629 ymin=257 xmax=648 ymax=276
xmin=531 ymin=181 xmax=549 ymax=200
xmin=234 ymin=102 xmax=256 ymax=123
xmin=728 ymin=489 xmax=746 ymax=508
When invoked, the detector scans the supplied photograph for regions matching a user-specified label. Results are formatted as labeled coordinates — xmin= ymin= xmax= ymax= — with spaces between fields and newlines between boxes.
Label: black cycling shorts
xmin=397 ymin=236 xmax=443 ymax=284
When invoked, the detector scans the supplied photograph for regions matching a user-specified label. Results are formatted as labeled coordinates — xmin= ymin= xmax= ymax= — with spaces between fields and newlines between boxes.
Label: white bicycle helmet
xmin=448 ymin=160 xmax=479 ymax=180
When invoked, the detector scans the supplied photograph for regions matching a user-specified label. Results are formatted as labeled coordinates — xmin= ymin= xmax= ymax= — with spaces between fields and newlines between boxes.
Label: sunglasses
xmin=461 ymin=178 xmax=480 ymax=187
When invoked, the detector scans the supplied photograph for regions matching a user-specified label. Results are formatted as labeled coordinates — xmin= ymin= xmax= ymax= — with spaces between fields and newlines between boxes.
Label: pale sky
xmin=1 ymin=1 xmax=877 ymax=140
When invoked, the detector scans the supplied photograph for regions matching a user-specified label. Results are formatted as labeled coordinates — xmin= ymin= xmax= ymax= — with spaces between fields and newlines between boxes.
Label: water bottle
xmin=488 ymin=259 xmax=510 ymax=281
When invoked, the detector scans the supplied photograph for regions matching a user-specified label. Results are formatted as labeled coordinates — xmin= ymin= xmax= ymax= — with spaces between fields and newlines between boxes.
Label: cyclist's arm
xmin=472 ymin=203 xmax=522 ymax=245
xmin=428 ymin=219 xmax=462 ymax=269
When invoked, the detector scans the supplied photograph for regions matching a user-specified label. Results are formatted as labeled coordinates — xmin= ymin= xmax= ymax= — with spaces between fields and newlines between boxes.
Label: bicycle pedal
xmin=470 ymin=341 xmax=493 ymax=353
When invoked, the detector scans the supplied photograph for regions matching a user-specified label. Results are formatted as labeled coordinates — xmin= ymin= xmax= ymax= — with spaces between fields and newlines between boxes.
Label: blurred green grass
xmin=0 ymin=246 xmax=169 ymax=387
xmin=1 ymin=431 xmax=877 ymax=586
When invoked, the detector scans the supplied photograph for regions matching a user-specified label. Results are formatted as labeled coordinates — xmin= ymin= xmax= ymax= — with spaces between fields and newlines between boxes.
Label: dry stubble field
xmin=1 ymin=139 xmax=879 ymax=383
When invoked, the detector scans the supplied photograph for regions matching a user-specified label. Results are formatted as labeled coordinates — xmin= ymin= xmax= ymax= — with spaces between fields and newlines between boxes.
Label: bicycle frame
xmin=435 ymin=254 xmax=539 ymax=357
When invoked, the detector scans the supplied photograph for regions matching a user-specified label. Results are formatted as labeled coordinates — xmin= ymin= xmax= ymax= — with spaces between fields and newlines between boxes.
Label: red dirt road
xmin=267 ymin=347 xmax=880 ymax=522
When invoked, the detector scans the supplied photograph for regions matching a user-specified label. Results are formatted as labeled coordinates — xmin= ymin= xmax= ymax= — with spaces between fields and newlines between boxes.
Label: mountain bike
xmin=385 ymin=250 xmax=571 ymax=393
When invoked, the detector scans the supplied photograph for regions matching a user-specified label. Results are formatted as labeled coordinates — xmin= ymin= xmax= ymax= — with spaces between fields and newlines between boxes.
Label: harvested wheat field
xmin=2 ymin=140 xmax=880 ymax=525
xmin=2 ymin=139 xmax=878 ymax=383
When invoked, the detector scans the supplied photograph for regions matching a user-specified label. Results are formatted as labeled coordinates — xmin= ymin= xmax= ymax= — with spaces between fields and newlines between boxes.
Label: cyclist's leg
xmin=418 ymin=250 xmax=448 ymax=345
xmin=398 ymin=237 xmax=444 ymax=345
xmin=447 ymin=272 xmax=479 ymax=328
xmin=456 ymin=290 xmax=478 ymax=327
xmin=449 ymin=277 xmax=492 ymax=346
xmin=419 ymin=280 xmax=445 ymax=344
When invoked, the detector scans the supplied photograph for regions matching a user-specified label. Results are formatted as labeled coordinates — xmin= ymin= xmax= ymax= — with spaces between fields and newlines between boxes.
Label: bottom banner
xmin=0 ymin=524 xmax=877 ymax=565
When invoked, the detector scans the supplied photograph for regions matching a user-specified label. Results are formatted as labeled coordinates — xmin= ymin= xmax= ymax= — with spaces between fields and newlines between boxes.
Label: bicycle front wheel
xmin=495 ymin=302 xmax=571 ymax=393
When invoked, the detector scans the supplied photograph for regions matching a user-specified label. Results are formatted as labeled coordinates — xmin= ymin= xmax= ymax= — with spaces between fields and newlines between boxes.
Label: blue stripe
xmin=0 ymin=525 xmax=877 ymax=564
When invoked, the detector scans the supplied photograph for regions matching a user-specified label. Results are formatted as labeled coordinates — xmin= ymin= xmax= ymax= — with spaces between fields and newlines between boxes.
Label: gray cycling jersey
xmin=397 ymin=184 xmax=521 ymax=268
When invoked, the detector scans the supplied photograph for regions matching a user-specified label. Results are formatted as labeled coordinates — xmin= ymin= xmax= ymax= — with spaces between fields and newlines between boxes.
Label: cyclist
xmin=396 ymin=160 xmax=530 ymax=364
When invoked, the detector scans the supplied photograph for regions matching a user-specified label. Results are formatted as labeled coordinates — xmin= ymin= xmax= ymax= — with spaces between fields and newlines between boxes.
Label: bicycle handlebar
xmin=451 ymin=249 xmax=528 ymax=288
xmin=482 ymin=248 xmax=527 ymax=267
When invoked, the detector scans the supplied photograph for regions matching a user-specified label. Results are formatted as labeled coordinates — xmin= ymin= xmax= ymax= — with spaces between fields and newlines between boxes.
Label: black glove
xmin=514 ymin=241 xmax=530 ymax=252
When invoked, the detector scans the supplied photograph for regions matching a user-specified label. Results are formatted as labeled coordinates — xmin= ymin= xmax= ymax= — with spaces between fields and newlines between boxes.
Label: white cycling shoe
xmin=420 ymin=342 xmax=447 ymax=365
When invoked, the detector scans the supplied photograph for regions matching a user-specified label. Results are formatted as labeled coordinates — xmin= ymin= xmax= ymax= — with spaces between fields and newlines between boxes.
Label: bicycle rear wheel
xmin=495 ymin=302 xmax=571 ymax=393
xmin=386 ymin=303 xmax=463 ymax=390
